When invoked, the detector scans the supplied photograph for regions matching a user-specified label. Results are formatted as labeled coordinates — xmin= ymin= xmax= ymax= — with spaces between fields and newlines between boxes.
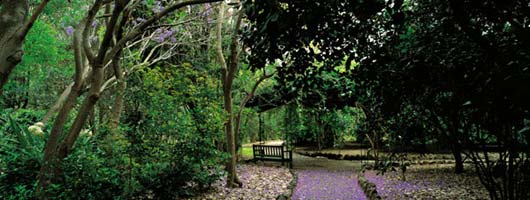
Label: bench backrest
xmin=253 ymin=145 xmax=285 ymax=158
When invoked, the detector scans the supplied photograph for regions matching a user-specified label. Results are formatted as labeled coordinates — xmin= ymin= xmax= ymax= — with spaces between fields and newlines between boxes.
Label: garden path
xmin=291 ymin=153 xmax=367 ymax=200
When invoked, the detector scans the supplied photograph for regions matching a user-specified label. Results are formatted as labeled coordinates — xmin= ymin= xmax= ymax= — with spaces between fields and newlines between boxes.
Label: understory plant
xmin=0 ymin=110 xmax=44 ymax=199
xmin=0 ymin=109 xmax=225 ymax=199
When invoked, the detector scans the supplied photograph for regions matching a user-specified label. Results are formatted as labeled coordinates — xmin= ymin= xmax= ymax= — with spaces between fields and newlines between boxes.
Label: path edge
xmin=357 ymin=171 xmax=382 ymax=200
xmin=276 ymin=168 xmax=298 ymax=200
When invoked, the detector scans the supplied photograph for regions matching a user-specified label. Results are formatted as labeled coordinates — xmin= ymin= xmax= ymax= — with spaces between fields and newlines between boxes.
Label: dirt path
xmin=243 ymin=141 xmax=368 ymax=199
xmin=291 ymin=153 xmax=367 ymax=200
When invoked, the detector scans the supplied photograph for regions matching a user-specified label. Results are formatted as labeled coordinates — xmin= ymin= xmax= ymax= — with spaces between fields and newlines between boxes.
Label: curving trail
xmin=291 ymin=153 xmax=367 ymax=200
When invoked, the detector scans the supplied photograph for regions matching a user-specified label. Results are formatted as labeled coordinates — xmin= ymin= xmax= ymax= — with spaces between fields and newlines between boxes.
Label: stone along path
xmin=291 ymin=153 xmax=367 ymax=200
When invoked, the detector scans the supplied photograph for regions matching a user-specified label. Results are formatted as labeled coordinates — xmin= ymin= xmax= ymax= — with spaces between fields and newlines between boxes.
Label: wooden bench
xmin=252 ymin=144 xmax=293 ymax=168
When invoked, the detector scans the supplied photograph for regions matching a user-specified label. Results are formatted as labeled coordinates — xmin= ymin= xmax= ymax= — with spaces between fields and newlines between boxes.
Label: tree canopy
xmin=0 ymin=0 xmax=529 ymax=199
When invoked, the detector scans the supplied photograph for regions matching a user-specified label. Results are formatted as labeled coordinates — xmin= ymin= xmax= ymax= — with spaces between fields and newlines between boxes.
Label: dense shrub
xmin=0 ymin=110 xmax=225 ymax=199
xmin=131 ymin=137 xmax=225 ymax=199
xmin=0 ymin=110 xmax=44 ymax=199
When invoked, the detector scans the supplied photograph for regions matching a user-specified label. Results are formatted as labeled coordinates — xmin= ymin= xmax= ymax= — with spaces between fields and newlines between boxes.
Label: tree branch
xmin=225 ymin=8 xmax=243 ymax=88
xmin=216 ymin=2 xmax=227 ymax=77
xmin=18 ymin=0 xmax=50 ymax=37
xmin=82 ymin=0 xmax=105 ymax=63
xmin=105 ymin=0 xmax=223 ymax=65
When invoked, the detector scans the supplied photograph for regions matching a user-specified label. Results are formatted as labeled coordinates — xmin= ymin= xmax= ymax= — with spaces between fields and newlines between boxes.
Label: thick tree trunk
xmin=105 ymin=14 xmax=128 ymax=154
xmin=58 ymin=65 xmax=104 ymax=157
xmin=107 ymin=67 xmax=126 ymax=132
xmin=0 ymin=1 xmax=28 ymax=94
xmin=0 ymin=0 xmax=50 ymax=94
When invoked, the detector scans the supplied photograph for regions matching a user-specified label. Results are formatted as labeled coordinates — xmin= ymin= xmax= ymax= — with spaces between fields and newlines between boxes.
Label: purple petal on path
xmin=292 ymin=169 xmax=367 ymax=200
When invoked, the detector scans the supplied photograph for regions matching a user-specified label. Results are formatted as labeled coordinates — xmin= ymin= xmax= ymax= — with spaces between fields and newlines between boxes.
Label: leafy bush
xmin=57 ymin=135 xmax=127 ymax=200
xmin=136 ymin=149 xmax=225 ymax=199
xmin=119 ymin=65 xmax=227 ymax=198
xmin=0 ymin=111 xmax=44 ymax=199
xmin=125 ymin=118 xmax=226 ymax=199
xmin=0 ymin=109 xmax=225 ymax=199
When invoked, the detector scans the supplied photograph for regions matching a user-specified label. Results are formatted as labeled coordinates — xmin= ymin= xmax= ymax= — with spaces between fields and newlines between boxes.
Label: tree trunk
xmin=450 ymin=113 xmax=464 ymax=174
xmin=234 ymin=107 xmax=243 ymax=154
xmin=451 ymin=144 xmax=464 ymax=174
xmin=37 ymin=23 xmax=87 ymax=197
xmin=58 ymin=64 xmax=104 ymax=157
xmin=216 ymin=2 xmax=243 ymax=188
xmin=0 ymin=1 xmax=28 ymax=94
xmin=42 ymin=62 xmax=90 ymax=124
xmin=107 ymin=76 xmax=126 ymax=129
xmin=38 ymin=1 xmax=119 ymax=197
xmin=223 ymin=83 xmax=239 ymax=187
xmin=36 ymin=0 xmax=221 ymax=197
xmin=107 ymin=36 xmax=126 ymax=135
xmin=0 ymin=0 xmax=50 ymax=94
xmin=105 ymin=16 xmax=128 ymax=153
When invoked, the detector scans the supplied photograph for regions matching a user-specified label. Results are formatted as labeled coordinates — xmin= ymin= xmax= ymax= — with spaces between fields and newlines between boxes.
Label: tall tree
xmin=36 ymin=0 xmax=223 ymax=198
xmin=215 ymin=2 xmax=244 ymax=188
xmin=353 ymin=0 xmax=530 ymax=198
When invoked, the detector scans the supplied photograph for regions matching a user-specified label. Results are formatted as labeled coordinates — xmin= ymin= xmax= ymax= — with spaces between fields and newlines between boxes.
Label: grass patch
xmin=241 ymin=146 xmax=253 ymax=157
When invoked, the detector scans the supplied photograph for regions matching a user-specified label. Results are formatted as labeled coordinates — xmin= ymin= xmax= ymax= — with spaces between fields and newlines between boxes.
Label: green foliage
xmin=3 ymin=1 xmax=238 ymax=199
xmin=0 ymin=113 xmax=225 ymax=199
xmin=285 ymin=104 xmax=364 ymax=149
xmin=134 ymin=64 xmax=225 ymax=140
xmin=133 ymin=138 xmax=225 ymax=199
xmin=1 ymin=69 xmax=225 ymax=199
xmin=0 ymin=110 xmax=45 ymax=199
xmin=21 ymin=21 xmax=68 ymax=70
xmin=119 ymin=62 xmax=227 ymax=198
xmin=39 ymin=0 xmax=92 ymax=26
xmin=2 ymin=19 xmax=72 ymax=109
xmin=57 ymin=135 xmax=127 ymax=200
